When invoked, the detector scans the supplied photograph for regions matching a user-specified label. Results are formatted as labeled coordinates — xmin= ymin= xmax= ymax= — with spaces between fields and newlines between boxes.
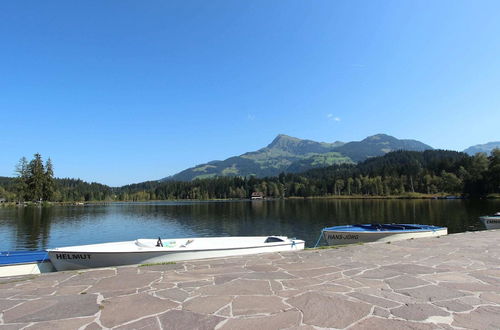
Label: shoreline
xmin=2 ymin=193 xmax=500 ymax=207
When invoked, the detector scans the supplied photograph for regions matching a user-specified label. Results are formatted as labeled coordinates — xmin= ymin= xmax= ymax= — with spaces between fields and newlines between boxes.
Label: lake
xmin=1 ymin=199 xmax=499 ymax=250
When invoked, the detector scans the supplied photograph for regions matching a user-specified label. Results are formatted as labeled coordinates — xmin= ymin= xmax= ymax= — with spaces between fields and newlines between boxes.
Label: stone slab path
xmin=1 ymin=230 xmax=500 ymax=329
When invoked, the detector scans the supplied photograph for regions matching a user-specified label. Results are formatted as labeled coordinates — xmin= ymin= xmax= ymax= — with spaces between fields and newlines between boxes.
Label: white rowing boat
xmin=479 ymin=212 xmax=500 ymax=230
xmin=47 ymin=236 xmax=304 ymax=271
xmin=322 ymin=224 xmax=448 ymax=245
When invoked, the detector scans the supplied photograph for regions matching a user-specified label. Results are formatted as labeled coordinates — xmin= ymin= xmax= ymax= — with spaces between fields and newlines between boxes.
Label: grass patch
xmin=138 ymin=261 xmax=177 ymax=267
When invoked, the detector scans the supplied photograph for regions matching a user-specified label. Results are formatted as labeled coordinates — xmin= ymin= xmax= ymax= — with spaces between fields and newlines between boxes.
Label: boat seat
xmin=265 ymin=236 xmax=284 ymax=243
xmin=180 ymin=239 xmax=194 ymax=248
xmin=135 ymin=239 xmax=177 ymax=248
xmin=135 ymin=240 xmax=154 ymax=248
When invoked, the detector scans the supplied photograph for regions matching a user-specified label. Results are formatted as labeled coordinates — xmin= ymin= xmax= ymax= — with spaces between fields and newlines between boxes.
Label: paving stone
xmin=348 ymin=292 xmax=401 ymax=308
xmin=480 ymin=292 xmax=500 ymax=304
xmin=305 ymin=283 xmax=352 ymax=293
xmin=155 ymin=288 xmax=190 ymax=302
xmin=114 ymin=316 xmax=160 ymax=329
xmin=277 ymin=262 xmax=325 ymax=271
xmin=196 ymin=279 xmax=272 ymax=296
xmin=245 ymin=264 xmax=279 ymax=272
xmin=281 ymin=277 xmax=324 ymax=289
xmin=373 ymin=306 xmax=391 ymax=317
xmin=58 ymin=269 xmax=115 ymax=286
xmin=384 ymin=263 xmax=440 ymax=275
xmin=440 ymin=281 xmax=499 ymax=292
xmin=54 ymin=285 xmax=89 ymax=295
xmin=287 ymin=292 xmax=371 ymax=328
xmin=385 ymin=275 xmax=429 ymax=290
xmin=0 ymin=324 xmax=30 ymax=329
xmin=332 ymin=278 xmax=365 ymax=289
xmin=357 ymin=267 xmax=403 ymax=279
xmin=213 ymin=273 xmax=245 ymax=285
xmin=390 ymin=303 xmax=449 ymax=321
xmin=81 ymin=322 xmax=102 ymax=330
xmin=24 ymin=316 xmax=95 ymax=329
xmin=177 ymin=279 xmax=212 ymax=288
xmin=421 ymin=272 xmax=478 ymax=283
xmin=150 ymin=281 xmax=175 ymax=290
xmin=396 ymin=284 xmax=467 ymax=301
xmin=356 ymin=287 xmax=419 ymax=304
xmin=275 ymin=289 xmax=307 ymax=298
xmin=269 ymin=279 xmax=283 ymax=292
xmin=157 ymin=309 xmax=224 ymax=330
xmin=137 ymin=262 xmax=185 ymax=271
xmin=241 ymin=271 xmax=296 ymax=280
xmin=0 ymin=299 xmax=23 ymax=312
xmin=88 ymin=271 xmax=160 ymax=295
xmin=452 ymin=305 xmax=500 ymax=330
xmin=353 ymin=316 xmax=437 ymax=329
xmin=3 ymin=294 xmax=99 ymax=323
xmin=433 ymin=299 xmax=474 ymax=312
xmin=183 ymin=296 xmax=232 ymax=314
xmin=354 ymin=277 xmax=389 ymax=289
xmin=287 ymin=266 xmax=341 ymax=278
xmin=99 ymin=292 xmax=177 ymax=328
xmin=10 ymin=287 xmax=56 ymax=299
xmin=215 ymin=305 xmax=231 ymax=317
xmin=219 ymin=310 xmax=301 ymax=330
xmin=232 ymin=295 xmax=289 ymax=315
xmin=188 ymin=266 xmax=247 ymax=276
xmin=281 ymin=326 xmax=316 ymax=330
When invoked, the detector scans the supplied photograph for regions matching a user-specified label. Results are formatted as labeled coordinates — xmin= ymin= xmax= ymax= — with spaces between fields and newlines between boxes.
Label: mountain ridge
xmin=163 ymin=133 xmax=434 ymax=181
xmin=463 ymin=142 xmax=500 ymax=156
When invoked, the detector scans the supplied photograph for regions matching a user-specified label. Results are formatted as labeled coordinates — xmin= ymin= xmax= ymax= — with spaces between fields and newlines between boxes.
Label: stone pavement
xmin=1 ymin=230 xmax=500 ymax=330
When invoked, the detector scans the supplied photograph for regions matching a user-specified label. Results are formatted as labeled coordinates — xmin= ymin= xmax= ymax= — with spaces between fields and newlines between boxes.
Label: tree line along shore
xmin=0 ymin=149 xmax=499 ymax=204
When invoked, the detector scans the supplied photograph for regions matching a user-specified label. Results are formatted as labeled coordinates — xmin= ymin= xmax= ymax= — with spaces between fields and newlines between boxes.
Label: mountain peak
xmin=267 ymin=134 xmax=302 ymax=149
xmin=363 ymin=133 xmax=396 ymax=142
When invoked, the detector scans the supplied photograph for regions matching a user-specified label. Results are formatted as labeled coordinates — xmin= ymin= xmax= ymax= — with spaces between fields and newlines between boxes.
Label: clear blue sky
xmin=1 ymin=1 xmax=499 ymax=186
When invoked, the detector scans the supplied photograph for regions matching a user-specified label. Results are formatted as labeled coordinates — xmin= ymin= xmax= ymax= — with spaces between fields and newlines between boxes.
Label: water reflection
xmin=0 ymin=199 xmax=498 ymax=250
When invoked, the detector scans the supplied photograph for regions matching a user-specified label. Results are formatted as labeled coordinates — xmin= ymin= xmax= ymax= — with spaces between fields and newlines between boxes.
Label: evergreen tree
xmin=14 ymin=157 xmax=29 ymax=201
xmin=43 ymin=158 xmax=55 ymax=201
xmin=27 ymin=153 xmax=45 ymax=201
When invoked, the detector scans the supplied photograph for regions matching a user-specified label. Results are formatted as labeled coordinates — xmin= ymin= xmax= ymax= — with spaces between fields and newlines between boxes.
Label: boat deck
xmin=1 ymin=230 xmax=500 ymax=329
xmin=0 ymin=251 xmax=49 ymax=265
xmin=324 ymin=223 xmax=445 ymax=232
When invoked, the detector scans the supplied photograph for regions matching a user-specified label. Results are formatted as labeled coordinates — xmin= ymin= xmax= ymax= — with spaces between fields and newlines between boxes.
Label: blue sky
xmin=1 ymin=1 xmax=499 ymax=186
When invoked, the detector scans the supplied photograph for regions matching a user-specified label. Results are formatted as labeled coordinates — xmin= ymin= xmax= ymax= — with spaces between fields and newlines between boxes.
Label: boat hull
xmin=480 ymin=216 xmax=500 ymax=230
xmin=48 ymin=236 xmax=305 ymax=271
xmin=0 ymin=261 xmax=55 ymax=277
xmin=323 ymin=225 xmax=447 ymax=245
xmin=0 ymin=251 xmax=55 ymax=277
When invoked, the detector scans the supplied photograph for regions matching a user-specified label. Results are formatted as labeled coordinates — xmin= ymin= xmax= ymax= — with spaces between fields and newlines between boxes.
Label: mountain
xmin=332 ymin=134 xmax=433 ymax=162
xmin=463 ymin=142 xmax=500 ymax=156
xmin=164 ymin=133 xmax=434 ymax=181
xmin=166 ymin=135 xmax=349 ymax=181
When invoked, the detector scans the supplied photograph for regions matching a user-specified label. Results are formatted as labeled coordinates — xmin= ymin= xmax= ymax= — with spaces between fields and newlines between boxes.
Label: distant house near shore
xmin=0 ymin=198 xmax=6 ymax=203
xmin=251 ymin=192 xmax=264 ymax=200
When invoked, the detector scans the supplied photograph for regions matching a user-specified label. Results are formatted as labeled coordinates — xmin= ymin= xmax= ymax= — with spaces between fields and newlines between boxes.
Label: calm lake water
xmin=1 ymin=199 xmax=499 ymax=250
